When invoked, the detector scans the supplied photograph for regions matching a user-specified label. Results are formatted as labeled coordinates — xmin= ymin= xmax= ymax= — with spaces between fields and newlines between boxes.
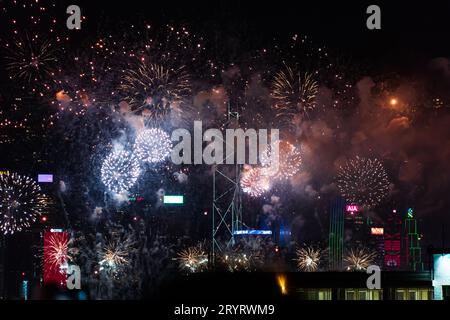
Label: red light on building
xmin=43 ymin=231 xmax=69 ymax=287
xmin=346 ymin=205 xmax=359 ymax=214
xmin=384 ymin=239 xmax=401 ymax=268
xmin=371 ymin=227 xmax=384 ymax=235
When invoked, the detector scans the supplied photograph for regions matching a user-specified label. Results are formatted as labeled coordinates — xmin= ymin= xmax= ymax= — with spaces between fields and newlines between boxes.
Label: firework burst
xmin=177 ymin=244 xmax=208 ymax=273
xmin=336 ymin=156 xmax=390 ymax=208
xmin=294 ymin=246 xmax=321 ymax=272
xmin=119 ymin=61 xmax=191 ymax=122
xmin=0 ymin=172 xmax=47 ymax=235
xmin=240 ymin=167 xmax=271 ymax=198
xmin=134 ymin=128 xmax=172 ymax=164
xmin=261 ymin=140 xmax=303 ymax=181
xmin=222 ymin=251 xmax=252 ymax=272
xmin=220 ymin=241 xmax=264 ymax=272
xmin=271 ymin=65 xmax=318 ymax=124
xmin=344 ymin=248 xmax=377 ymax=271
xmin=44 ymin=232 xmax=71 ymax=271
xmin=101 ymin=150 xmax=141 ymax=194
xmin=3 ymin=33 xmax=58 ymax=86
xmin=99 ymin=239 xmax=132 ymax=274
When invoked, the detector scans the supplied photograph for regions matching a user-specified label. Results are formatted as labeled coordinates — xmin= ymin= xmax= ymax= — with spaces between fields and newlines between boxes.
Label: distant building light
xmin=371 ymin=227 xmax=384 ymax=235
xmin=233 ymin=230 xmax=272 ymax=235
xmin=22 ymin=280 xmax=28 ymax=300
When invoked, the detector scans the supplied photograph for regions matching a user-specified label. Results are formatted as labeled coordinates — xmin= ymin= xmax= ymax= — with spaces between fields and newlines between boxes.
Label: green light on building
xmin=407 ymin=208 xmax=414 ymax=218
xmin=329 ymin=198 xmax=345 ymax=271
xmin=404 ymin=207 xmax=422 ymax=272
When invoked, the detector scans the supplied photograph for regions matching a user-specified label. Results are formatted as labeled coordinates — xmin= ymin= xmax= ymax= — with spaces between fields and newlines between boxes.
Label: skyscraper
xmin=384 ymin=209 xmax=402 ymax=270
xmin=404 ymin=208 xmax=423 ymax=271
xmin=328 ymin=198 xmax=345 ymax=270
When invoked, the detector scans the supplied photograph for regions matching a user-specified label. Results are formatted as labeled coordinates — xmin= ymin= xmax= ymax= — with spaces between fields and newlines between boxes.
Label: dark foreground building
xmin=161 ymin=271 xmax=434 ymax=301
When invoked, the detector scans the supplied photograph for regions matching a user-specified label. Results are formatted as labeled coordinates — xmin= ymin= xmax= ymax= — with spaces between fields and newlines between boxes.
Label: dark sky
xmin=78 ymin=0 xmax=450 ymax=69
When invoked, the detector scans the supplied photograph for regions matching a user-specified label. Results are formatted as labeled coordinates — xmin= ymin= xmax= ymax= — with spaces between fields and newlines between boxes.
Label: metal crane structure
xmin=211 ymin=102 xmax=244 ymax=264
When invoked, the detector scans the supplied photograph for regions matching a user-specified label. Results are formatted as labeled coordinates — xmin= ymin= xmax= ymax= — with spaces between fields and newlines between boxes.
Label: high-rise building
xmin=404 ymin=208 xmax=423 ymax=271
xmin=328 ymin=198 xmax=345 ymax=270
xmin=384 ymin=209 xmax=402 ymax=270
xmin=344 ymin=204 xmax=366 ymax=248
xmin=369 ymin=224 xmax=385 ymax=267
xmin=0 ymin=236 xmax=4 ymax=299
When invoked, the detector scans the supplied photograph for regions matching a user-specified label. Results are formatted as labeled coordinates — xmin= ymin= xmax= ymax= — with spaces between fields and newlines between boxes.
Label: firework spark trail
xmin=260 ymin=140 xmax=303 ymax=181
xmin=271 ymin=64 xmax=318 ymax=125
xmin=99 ymin=239 xmax=132 ymax=274
xmin=44 ymin=232 xmax=71 ymax=271
xmin=0 ymin=172 xmax=47 ymax=235
xmin=344 ymin=248 xmax=377 ymax=271
xmin=134 ymin=128 xmax=172 ymax=163
xmin=220 ymin=239 xmax=265 ymax=272
xmin=4 ymin=33 xmax=58 ymax=84
xmin=240 ymin=167 xmax=271 ymax=198
xmin=294 ymin=246 xmax=321 ymax=272
xmin=177 ymin=244 xmax=208 ymax=273
xmin=120 ymin=62 xmax=191 ymax=123
xmin=101 ymin=150 xmax=141 ymax=194
xmin=336 ymin=156 xmax=390 ymax=208
xmin=222 ymin=251 xmax=252 ymax=272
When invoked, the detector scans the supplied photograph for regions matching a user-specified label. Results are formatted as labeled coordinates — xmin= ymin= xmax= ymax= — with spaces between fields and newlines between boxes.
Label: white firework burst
xmin=134 ymin=128 xmax=172 ymax=163
xmin=260 ymin=140 xmax=303 ymax=181
xmin=101 ymin=150 xmax=141 ymax=194
xmin=336 ymin=156 xmax=390 ymax=208
xmin=0 ymin=172 xmax=47 ymax=235
xmin=240 ymin=167 xmax=271 ymax=198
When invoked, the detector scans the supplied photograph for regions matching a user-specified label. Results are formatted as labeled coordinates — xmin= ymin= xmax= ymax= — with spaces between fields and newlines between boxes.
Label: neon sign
xmin=407 ymin=208 xmax=414 ymax=218
xmin=128 ymin=196 xmax=144 ymax=202
xmin=346 ymin=205 xmax=359 ymax=214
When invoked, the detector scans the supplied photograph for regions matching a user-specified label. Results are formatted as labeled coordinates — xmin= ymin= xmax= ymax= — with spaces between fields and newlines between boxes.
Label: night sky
xmin=1 ymin=0 xmax=450 ymax=299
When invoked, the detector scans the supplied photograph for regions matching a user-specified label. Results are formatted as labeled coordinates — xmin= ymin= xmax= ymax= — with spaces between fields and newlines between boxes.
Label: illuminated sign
xmin=163 ymin=195 xmax=184 ymax=204
xmin=129 ymin=196 xmax=144 ymax=202
xmin=0 ymin=170 xmax=10 ymax=175
xmin=233 ymin=230 xmax=272 ymax=235
xmin=38 ymin=174 xmax=53 ymax=183
xmin=407 ymin=208 xmax=414 ymax=218
xmin=371 ymin=227 xmax=384 ymax=235
xmin=346 ymin=205 xmax=359 ymax=214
